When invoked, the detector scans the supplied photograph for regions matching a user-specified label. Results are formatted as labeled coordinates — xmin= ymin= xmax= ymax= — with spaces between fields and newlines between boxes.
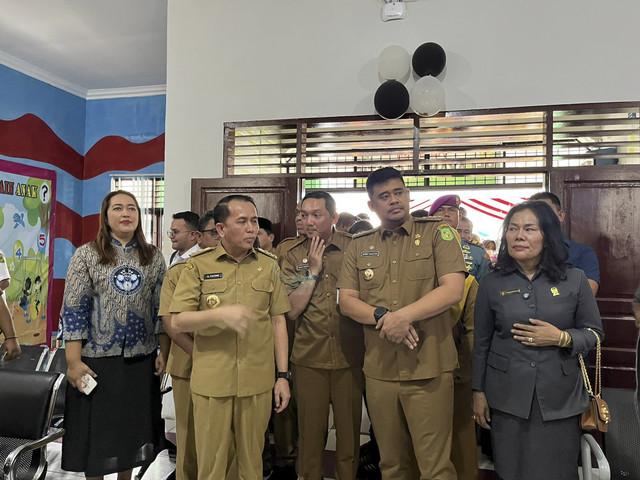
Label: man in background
xmin=335 ymin=212 xmax=358 ymax=233
xmin=257 ymin=217 xmax=276 ymax=254
xmin=169 ymin=211 xmax=200 ymax=265
xmin=530 ymin=192 xmax=600 ymax=295
xmin=282 ymin=191 xmax=364 ymax=480
xmin=430 ymin=195 xmax=490 ymax=281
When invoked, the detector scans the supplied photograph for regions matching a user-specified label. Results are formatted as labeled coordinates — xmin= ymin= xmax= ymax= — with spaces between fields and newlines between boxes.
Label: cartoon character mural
xmin=0 ymin=160 xmax=55 ymax=343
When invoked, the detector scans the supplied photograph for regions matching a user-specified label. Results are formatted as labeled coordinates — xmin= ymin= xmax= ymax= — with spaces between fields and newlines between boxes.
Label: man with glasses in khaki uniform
xmin=281 ymin=191 xmax=364 ymax=479
xmin=158 ymin=209 xmax=220 ymax=480
xmin=169 ymin=195 xmax=291 ymax=480
xmin=338 ymin=167 xmax=467 ymax=480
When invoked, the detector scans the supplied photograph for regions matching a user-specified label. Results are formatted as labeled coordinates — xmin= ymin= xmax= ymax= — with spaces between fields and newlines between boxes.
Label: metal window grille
xmin=224 ymin=102 xmax=640 ymax=189
xmin=111 ymin=175 xmax=164 ymax=247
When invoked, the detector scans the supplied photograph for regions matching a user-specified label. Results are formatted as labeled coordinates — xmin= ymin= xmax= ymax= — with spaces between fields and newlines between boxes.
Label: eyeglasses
xmin=167 ymin=229 xmax=195 ymax=238
xmin=199 ymin=229 xmax=220 ymax=238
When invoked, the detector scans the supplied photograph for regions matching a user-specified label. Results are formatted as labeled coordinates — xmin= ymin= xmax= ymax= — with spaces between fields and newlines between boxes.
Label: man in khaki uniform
xmin=158 ymin=210 xmax=220 ymax=480
xmin=337 ymin=167 xmax=467 ymax=480
xmin=281 ymin=191 xmax=364 ymax=480
xmin=273 ymin=201 xmax=306 ymax=261
xmin=169 ymin=195 xmax=291 ymax=480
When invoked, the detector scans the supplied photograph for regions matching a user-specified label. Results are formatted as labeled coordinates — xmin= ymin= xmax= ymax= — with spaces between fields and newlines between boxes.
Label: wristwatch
xmin=276 ymin=371 xmax=292 ymax=381
xmin=373 ymin=306 xmax=388 ymax=324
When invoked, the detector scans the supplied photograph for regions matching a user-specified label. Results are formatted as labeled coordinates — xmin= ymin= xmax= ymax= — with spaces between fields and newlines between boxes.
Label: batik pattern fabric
xmin=61 ymin=238 xmax=166 ymax=358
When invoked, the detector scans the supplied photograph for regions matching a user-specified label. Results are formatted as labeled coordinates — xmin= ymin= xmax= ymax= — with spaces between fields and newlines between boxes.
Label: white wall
xmin=165 ymin=0 xmax=640 ymax=228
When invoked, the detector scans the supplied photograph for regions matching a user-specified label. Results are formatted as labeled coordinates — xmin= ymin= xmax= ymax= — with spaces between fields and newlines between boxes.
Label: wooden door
xmin=191 ymin=177 xmax=299 ymax=246
xmin=551 ymin=165 xmax=640 ymax=389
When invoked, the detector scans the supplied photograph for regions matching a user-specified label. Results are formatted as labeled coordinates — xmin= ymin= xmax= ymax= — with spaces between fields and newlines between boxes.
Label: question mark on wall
xmin=40 ymin=183 xmax=50 ymax=204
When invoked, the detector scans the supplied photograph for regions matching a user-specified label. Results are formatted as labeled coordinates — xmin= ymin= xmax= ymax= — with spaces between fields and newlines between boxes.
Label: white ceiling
xmin=0 ymin=0 xmax=167 ymax=98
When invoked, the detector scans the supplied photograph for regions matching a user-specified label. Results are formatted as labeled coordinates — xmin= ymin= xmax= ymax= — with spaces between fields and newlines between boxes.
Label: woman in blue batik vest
xmin=61 ymin=190 xmax=168 ymax=480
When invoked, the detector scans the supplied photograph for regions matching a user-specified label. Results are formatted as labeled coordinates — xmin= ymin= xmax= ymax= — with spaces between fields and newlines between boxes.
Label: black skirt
xmin=61 ymin=353 xmax=165 ymax=476
xmin=491 ymin=391 xmax=581 ymax=480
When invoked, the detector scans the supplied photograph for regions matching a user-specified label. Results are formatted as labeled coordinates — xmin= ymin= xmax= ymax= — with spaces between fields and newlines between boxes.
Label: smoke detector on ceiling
xmin=381 ymin=1 xmax=407 ymax=22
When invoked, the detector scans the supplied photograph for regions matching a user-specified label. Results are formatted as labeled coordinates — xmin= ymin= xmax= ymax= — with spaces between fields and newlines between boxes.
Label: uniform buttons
xmin=392 ymin=300 xmax=398 ymax=305
xmin=392 ymin=279 xmax=397 ymax=284
xmin=239 ymin=338 xmax=244 ymax=343
xmin=528 ymin=303 xmax=535 ymax=308
xmin=237 ymin=281 xmax=242 ymax=285
xmin=415 ymin=252 xmax=419 ymax=257
xmin=326 ymin=293 xmax=331 ymax=297
xmin=392 ymin=260 xmax=397 ymax=264
xmin=392 ymin=241 xmax=397 ymax=245
xmin=527 ymin=284 xmax=533 ymax=290
xmin=324 ymin=274 xmax=329 ymax=278
xmin=323 ymin=256 xmax=327 ymax=260
xmin=367 ymin=262 xmax=371 ymax=267
xmin=530 ymin=362 xmax=536 ymax=367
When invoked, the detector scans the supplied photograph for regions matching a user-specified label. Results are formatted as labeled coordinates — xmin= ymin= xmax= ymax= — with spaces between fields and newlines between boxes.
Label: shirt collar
xmin=111 ymin=237 xmax=137 ymax=248
xmin=214 ymin=242 xmax=257 ymax=263
xmin=381 ymin=216 xmax=412 ymax=238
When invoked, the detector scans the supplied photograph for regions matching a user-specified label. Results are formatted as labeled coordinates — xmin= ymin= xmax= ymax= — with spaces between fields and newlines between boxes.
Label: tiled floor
xmin=45 ymin=440 xmax=175 ymax=479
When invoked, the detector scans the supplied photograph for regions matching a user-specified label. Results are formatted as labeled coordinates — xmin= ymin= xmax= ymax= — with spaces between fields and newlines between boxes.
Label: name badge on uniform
xmin=361 ymin=252 xmax=380 ymax=257
xmin=364 ymin=268 xmax=374 ymax=280
xmin=296 ymin=264 xmax=310 ymax=271
xmin=500 ymin=289 xmax=521 ymax=296
xmin=204 ymin=273 xmax=223 ymax=279
xmin=206 ymin=295 xmax=221 ymax=309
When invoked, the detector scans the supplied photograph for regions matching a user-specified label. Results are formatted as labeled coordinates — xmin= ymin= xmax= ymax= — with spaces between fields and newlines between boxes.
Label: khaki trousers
xmin=293 ymin=364 xmax=364 ymax=480
xmin=192 ymin=390 xmax=271 ymax=480
xmin=171 ymin=376 xmax=198 ymax=480
xmin=451 ymin=381 xmax=479 ymax=480
xmin=366 ymin=373 xmax=456 ymax=480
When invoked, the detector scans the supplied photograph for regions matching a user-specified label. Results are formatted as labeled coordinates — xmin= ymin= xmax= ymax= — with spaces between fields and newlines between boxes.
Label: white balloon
xmin=378 ymin=45 xmax=411 ymax=81
xmin=410 ymin=76 xmax=445 ymax=117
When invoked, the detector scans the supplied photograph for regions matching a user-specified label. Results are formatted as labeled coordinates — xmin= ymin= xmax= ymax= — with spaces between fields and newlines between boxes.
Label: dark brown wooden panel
xmin=191 ymin=177 xmax=299 ymax=246
xmin=551 ymin=165 xmax=640 ymax=390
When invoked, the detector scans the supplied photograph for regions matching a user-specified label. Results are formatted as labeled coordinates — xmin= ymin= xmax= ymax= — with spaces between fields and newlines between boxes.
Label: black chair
xmin=0 ymin=345 xmax=48 ymax=371
xmin=0 ymin=369 xmax=65 ymax=480
xmin=44 ymin=348 xmax=68 ymax=426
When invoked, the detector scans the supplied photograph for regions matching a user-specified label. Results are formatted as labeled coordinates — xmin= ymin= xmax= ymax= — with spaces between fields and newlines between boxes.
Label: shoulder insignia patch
xmin=439 ymin=225 xmax=455 ymax=241
xmin=353 ymin=226 xmax=381 ymax=239
xmin=414 ymin=216 xmax=442 ymax=223
xmin=257 ymin=247 xmax=278 ymax=260
xmin=168 ymin=260 xmax=186 ymax=270
xmin=185 ymin=261 xmax=195 ymax=270
xmin=191 ymin=247 xmax=215 ymax=257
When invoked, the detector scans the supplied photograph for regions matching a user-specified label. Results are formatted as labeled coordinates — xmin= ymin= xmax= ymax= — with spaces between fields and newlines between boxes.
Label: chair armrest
xmin=3 ymin=428 xmax=65 ymax=480
xmin=581 ymin=433 xmax=611 ymax=480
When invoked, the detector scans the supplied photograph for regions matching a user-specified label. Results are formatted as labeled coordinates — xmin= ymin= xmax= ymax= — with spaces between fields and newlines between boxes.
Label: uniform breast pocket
xmin=404 ymin=247 xmax=434 ymax=281
xmin=357 ymin=255 xmax=383 ymax=290
xmin=251 ymin=278 xmax=274 ymax=314
xmin=199 ymin=279 xmax=228 ymax=310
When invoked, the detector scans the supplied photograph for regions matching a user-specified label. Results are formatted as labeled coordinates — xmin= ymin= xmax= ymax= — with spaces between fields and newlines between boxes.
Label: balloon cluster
xmin=374 ymin=42 xmax=446 ymax=120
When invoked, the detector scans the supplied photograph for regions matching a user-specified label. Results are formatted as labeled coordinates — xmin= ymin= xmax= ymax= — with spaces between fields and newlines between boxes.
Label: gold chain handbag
xmin=578 ymin=328 xmax=611 ymax=432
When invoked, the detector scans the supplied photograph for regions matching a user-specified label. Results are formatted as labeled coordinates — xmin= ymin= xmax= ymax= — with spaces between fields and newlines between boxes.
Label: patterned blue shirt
xmin=61 ymin=238 xmax=166 ymax=358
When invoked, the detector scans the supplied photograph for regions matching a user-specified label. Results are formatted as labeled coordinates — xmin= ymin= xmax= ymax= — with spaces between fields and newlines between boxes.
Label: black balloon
xmin=374 ymin=80 xmax=409 ymax=120
xmin=412 ymin=42 xmax=446 ymax=77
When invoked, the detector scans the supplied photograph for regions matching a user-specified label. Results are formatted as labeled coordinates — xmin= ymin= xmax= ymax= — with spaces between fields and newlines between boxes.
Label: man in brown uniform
xmin=337 ymin=167 xmax=467 ymax=480
xmin=158 ymin=209 xmax=220 ymax=480
xmin=281 ymin=191 xmax=364 ymax=480
xmin=169 ymin=195 xmax=291 ymax=480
